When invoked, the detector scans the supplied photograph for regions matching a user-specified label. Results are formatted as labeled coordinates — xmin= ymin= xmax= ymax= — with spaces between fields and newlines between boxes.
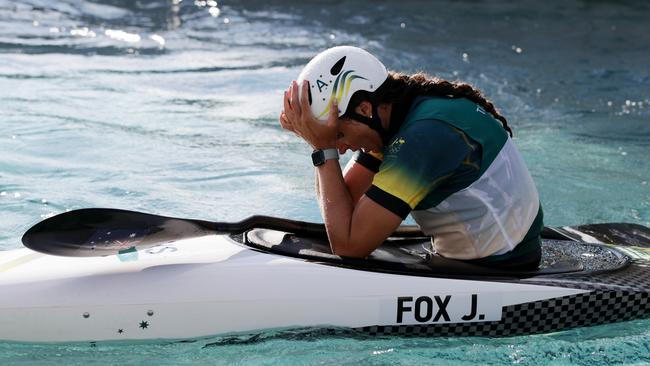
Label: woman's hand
xmin=280 ymin=80 xmax=340 ymax=150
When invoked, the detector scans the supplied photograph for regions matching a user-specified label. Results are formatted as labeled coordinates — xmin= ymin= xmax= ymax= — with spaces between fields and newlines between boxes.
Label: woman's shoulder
xmin=406 ymin=96 xmax=477 ymax=120
xmin=404 ymin=95 xmax=507 ymax=142
xmin=389 ymin=115 xmax=467 ymax=155
xmin=399 ymin=96 xmax=462 ymax=133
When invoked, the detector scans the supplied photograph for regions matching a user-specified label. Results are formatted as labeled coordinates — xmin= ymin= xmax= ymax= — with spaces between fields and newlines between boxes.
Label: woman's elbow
xmin=330 ymin=241 xmax=372 ymax=258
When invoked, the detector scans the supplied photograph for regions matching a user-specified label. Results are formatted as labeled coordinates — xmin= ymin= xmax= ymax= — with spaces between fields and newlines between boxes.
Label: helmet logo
xmin=330 ymin=56 xmax=346 ymax=75
xmin=317 ymin=69 xmax=367 ymax=118
xmin=314 ymin=56 xmax=346 ymax=93
xmin=316 ymin=79 xmax=329 ymax=93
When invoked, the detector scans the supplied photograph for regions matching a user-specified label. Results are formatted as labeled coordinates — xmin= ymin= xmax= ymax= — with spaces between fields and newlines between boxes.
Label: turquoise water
xmin=0 ymin=320 xmax=650 ymax=365
xmin=1 ymin=0 xmax=649 ymax=364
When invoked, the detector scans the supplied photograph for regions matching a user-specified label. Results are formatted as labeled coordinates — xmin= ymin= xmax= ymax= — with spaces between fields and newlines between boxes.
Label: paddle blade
xmin=22 ymin=208 xmax=212 ymax=257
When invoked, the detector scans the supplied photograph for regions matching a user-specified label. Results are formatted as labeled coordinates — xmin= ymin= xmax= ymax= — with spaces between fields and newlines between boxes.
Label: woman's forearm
xmin=315 ymin=160 xmax=355 ymax=255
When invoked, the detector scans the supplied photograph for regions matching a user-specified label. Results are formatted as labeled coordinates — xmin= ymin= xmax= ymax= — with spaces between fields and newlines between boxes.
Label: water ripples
xmin=1 ymin=0 xmax=649 ymax=363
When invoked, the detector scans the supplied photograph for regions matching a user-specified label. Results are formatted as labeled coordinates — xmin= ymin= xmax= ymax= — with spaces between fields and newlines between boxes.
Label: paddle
xmin=22 ymin=208 xmax=650 ymax=257
xmin=21 ymin=208 xmax=425 ymax=257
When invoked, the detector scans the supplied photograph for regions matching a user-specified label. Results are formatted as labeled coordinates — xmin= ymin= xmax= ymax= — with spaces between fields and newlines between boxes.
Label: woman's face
xmin=335 ymin=118 xmax=383 ymax=154
xmin=335 ymin=100 xmax=384 ymax=154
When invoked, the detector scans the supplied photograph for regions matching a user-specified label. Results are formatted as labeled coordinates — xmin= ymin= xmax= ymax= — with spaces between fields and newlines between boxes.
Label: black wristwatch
xmin=311 ymin=148 xmax=339 ymax=166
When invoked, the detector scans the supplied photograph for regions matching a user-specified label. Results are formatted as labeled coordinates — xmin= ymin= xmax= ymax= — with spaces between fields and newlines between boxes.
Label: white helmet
xmin=297 ymin=46 xmax=388 ymax=120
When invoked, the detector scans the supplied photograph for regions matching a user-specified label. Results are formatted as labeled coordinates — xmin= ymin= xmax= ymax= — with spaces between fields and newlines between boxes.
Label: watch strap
xmin=321 ymin=148 xmax=339 ymax=161
xmin=311 ymin=148 xmax=339 ymax=166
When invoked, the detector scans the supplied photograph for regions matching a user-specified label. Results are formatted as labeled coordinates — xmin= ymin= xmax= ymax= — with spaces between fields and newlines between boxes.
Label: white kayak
xmin=0 ymin=209 xmax=649 ymax=343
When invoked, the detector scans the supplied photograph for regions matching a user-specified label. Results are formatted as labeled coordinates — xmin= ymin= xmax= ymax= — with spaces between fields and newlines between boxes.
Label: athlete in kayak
xmin=279 ymin=46 xmax=542 ymax=269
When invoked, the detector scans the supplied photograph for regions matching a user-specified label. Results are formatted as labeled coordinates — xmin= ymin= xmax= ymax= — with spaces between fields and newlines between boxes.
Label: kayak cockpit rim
xmin=228 ymin=229 xmax=630 ymax=281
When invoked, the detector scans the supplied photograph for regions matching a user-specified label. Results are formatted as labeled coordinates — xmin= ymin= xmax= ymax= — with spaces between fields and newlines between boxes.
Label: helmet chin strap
xmin=348 ymin=103 xmax=393 ymax=146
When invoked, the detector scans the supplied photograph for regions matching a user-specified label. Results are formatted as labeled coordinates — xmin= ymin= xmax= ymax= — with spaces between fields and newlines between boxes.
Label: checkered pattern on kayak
xmin=359 ymin=285 xmax=650 ymax=337
xmin=360 ymin=250 xmax=650 ymax=337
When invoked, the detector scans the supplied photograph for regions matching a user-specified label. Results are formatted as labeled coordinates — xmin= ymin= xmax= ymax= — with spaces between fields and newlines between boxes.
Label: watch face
xmin=311 ymin=150 xmax=325 ymax=166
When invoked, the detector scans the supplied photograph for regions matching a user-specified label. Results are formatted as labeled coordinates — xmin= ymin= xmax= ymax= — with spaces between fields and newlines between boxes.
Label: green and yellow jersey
xmin=355 ymin=96 xmax=543 ymax=260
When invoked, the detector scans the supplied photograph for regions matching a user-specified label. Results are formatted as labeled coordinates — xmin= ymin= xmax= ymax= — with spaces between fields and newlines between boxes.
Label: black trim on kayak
xmin=542 ymin=223 xmax=650 ymax=247
xmin=233 ymin=229 xmax=630 ymax=280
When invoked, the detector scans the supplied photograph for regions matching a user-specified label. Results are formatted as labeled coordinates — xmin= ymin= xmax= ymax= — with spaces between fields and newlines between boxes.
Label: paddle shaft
xmin=21 ymin=208 xmax=425 ymax=257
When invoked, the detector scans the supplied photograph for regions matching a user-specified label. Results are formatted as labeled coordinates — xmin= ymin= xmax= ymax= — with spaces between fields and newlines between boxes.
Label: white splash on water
xmin=209 ymin=7 xmax=221 ymax=17
xmin=105 ymin=29 xmax=141 ymax=43
xmin=70 ymin=27 xmax=96 ymax=38
xmin=150 ymin=34 xmax=166 ymax=47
